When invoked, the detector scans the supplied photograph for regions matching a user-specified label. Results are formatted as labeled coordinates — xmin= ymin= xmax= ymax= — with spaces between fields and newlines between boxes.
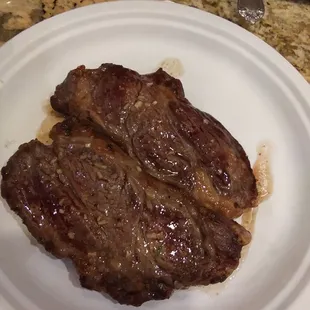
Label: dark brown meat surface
xmin=1 ymin=119 xmax=251 ymax=306
xmin=51 ymin=64 xmax=257 ymax=218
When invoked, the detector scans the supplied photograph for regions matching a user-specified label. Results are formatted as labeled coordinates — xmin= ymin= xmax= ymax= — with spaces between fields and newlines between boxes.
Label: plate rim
xmin=0 ymin=1 xmax=310 ymax=310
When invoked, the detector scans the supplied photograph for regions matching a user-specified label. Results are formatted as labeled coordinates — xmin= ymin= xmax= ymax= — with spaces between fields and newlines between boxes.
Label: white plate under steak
xmin=1 ymin=1 xmax=310 ymax=310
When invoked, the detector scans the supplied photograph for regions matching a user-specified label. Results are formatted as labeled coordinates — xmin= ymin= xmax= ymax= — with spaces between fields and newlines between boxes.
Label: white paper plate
xmin=1 ymin=1 xmax=310 ymax=310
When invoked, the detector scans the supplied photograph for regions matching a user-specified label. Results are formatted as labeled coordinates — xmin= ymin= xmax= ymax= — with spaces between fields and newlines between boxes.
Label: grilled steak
xmin=1 ymin=119 xmax=250 ymax=306
xmin=51 ymin=64 xmax=257 ymax=218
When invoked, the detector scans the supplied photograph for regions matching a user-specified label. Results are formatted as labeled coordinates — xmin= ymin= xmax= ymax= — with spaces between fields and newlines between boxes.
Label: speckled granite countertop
xmin=0 ymin=0 xmax=309 ymax=82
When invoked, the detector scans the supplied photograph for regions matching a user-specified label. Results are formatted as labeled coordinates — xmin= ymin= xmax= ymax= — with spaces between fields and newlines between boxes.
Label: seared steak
xmin=1 ymin=119 xmax=250 ymax=306
xmin=51 ymin=64 xmax=257 ymax=218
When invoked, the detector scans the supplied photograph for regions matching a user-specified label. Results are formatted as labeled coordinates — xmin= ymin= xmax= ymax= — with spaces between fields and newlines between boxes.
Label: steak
xmin=51 ymin=64 xmax=257 ymax=218
xmin=1 ymin=119 xmax=251 ymax=306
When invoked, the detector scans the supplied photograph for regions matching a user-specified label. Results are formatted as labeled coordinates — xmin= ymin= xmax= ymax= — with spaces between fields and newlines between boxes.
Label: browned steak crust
xmin=51 ymin=64 xmax=257 ymax=218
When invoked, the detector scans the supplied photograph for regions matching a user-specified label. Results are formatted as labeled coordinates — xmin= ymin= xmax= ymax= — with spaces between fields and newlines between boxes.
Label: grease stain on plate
xmin=36 ymin=101 xmax=64 ymax=145
xmin=240 ymin=143 xmax=273 ymax=261
xmin=195 ymin=142 xmax=273 ymax=296
xmin=237 ymin=143 xmax=273 ymax=272
xmin=242 ymin=142 xmax=273 ymax=237
xmin=159 ymin=58 xmax=184 ymax=78
xmin=4 ymin=139 xmax=16 ymax=149
xmin=253 ymin=142 xmax=273 ymax=204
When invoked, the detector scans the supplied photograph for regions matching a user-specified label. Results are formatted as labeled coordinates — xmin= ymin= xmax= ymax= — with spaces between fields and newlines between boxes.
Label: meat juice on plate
xmin=252 ymin=143 xmax=273 ymax=205
xmin=159 ymin=58 xmax=184 ymax=78
xmin=196 ymin=143 xmax=273 ymax=295
xmin=37 ymin=101 xmax=64 ymax=145
xmin=239 ymin=143 xmax=273 ymax=270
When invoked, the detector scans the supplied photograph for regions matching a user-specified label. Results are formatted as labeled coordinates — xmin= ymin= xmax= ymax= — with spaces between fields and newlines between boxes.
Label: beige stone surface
xmin=0 ymin=0 xmax=309 ymax=82
xmin=0 ymin=0 xmax=42 ymax=42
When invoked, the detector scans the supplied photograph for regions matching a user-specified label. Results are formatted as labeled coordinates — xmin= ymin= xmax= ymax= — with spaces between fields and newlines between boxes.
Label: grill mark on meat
xmin=1 ymin=119 xmax=251 ymax=306
xmin=50 ymin=64 xmax=257 ymax=219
